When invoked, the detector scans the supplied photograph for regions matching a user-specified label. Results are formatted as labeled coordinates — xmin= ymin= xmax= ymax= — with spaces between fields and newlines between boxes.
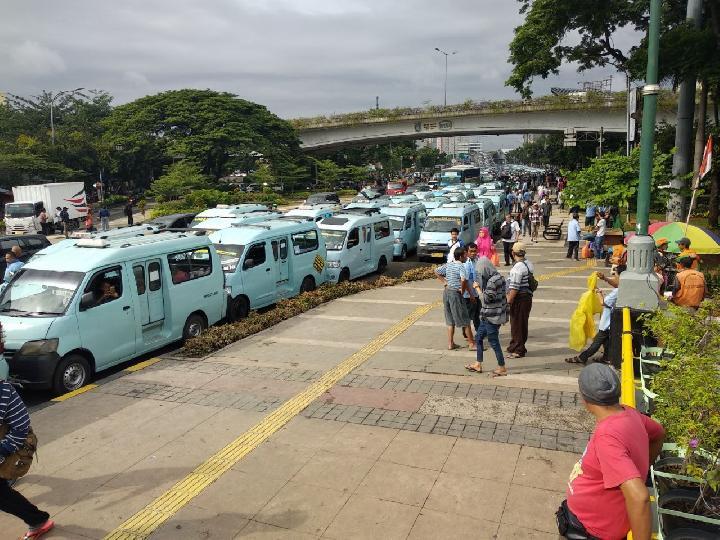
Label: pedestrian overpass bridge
xmin=291 ymin=92 xmax=676 ymax=151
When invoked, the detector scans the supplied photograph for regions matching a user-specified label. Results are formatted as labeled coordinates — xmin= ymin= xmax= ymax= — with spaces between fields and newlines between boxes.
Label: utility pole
xmin=617 ymin=0 xmax=662 ymax=309
xmin=434 ymin=48 xmax=456 ymax=107
xmin=668 ymin=0 xmax=703 ymax=221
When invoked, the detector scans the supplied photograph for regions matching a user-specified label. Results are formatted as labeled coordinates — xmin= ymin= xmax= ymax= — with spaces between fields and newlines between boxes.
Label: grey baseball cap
xmin=578 ymin=363 xmax=620 ymax=405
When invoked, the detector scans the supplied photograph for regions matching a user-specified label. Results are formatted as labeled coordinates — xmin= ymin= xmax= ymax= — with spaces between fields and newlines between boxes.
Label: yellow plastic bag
xmin=568 ymin=273 xmax=603 ymax=351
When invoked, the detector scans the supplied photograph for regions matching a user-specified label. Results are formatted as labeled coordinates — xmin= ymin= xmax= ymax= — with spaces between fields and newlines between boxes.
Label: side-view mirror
xmin=79 ymin=291 xmax=95 ymax=311
xmin=242 ymin=258 xmax=254 ymax=270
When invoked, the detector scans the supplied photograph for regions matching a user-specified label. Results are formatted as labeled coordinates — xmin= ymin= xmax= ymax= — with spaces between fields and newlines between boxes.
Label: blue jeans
xmin=476 ymin=320 xmax=505 ymax=367
xmin=594 ymin=235 xmax=605 ymax=259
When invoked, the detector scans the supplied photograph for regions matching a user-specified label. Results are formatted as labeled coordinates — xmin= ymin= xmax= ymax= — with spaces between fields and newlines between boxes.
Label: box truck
xmin=5 ymin=182 xmax=88 ymax=235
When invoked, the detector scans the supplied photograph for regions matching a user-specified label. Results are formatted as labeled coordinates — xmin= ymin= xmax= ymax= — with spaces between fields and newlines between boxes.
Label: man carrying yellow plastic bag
xmin=566 ymin=269 xmax=622 ymax=364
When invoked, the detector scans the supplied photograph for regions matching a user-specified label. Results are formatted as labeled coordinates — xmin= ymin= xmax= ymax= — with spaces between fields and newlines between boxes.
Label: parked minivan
xmin=191 ymin=211 xmax=281 ymax=232
xmin=190 ymin=204 xmax=270 ymax=227
xmin=380 ymin=203 xmax=426 ymax=260
xmin=474 ymin=198 xmax=499 ymax=233
xmin=318 ymin=212 xmax=394 ymax=282
xmin=0 ymin=232 xmax=226 ymax=394
xmin=417 ymin=202 xmax=482 ymax=261
xmin=285 ymin=204 xmax=339 ymax=222
xmin=211 ymin=219 xmax=328 ymax=320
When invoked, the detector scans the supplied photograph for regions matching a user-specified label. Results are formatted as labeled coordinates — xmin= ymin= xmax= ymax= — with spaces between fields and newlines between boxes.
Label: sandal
xmin=468 ymin=345 xmax=477 ymax=351
xmin=448 ymin=344 xmax=460 ymax=351
xmin=23 ymin=520 xmax=54 ymax=539
xmin=564 ymin=356 xmax=586 ymax=364
xmin=465 ymin=364 xmax=482 ymax=373
xmin=492 ymin=368 xmax=508 ymax=377
xmin=508 ymin=352 xmax=523 ymax=359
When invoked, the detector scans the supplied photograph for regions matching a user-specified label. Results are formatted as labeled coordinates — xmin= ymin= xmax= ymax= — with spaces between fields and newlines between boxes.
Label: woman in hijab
xmin=465 ymin=256 xmax=509 ymax=376
xmin=474 ymin=227 xmax=496 ymax=263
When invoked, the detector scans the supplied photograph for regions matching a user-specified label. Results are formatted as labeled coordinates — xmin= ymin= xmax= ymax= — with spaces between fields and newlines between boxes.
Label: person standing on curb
xmin=506 ymin=242 xmax=534 ymax=358
xmin=463 ymin=243 xmax=480 ymax=333
xmin=521 ymin=202 xmax=531 ymax=237
xmin=124 ymin=200 xmax=134 ymax=226
xmin=435 ymin=247 xmax=476 ymax=351
xmin=38 ymin=209 xmax=48 ymax=236
xmin=446 ymin=227 xmax=464 ymax=264
xmin=99 ymin=206 xmax=110 ymax=232
xmin=593 ymin=212 xmax=607 ymax=260
xmin=500 ymin=214 xmax=520 ymax=266
xmin=0 ymin=362 xmax=55 ymax=539
xmin=566 ymin=213 xmax=581 ymax=261
xmin=465 ymin=257 xmax=508 ymax=376
xmin=529 ymin=202 xmax=542 ymax=243
xmin=60 ymin=207 xmax=70 ymax=239
xmin=560 ymin=363 xmax=664 ymax=540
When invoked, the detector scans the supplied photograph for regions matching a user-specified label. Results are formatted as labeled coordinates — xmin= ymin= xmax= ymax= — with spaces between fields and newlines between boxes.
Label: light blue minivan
xmin=190 ymin=204 xmax=271 ymax=228
xmin=0 ymin=232 xmax=226 ymax=394
xmin=285 ymin=204 xmax=338 ymax=222
xmin=318 ymin=211 xmax=395 ymax=282
xmin=211 ymin=219 xmax=328 ymax=320
xmin=417 ymin=202 xmax=483 ymax=262
xmin=379 ymin=203 xmax=427 ymax=260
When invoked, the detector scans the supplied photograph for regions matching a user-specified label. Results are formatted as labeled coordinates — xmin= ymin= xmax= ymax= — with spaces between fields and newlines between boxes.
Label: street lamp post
xmin=48 ymin=88 xmax=84 ymax=145
xmin=617 ymin=0 xmax=662 ymax=310
xmin=434 ymin=48 xmax=456 ymax=107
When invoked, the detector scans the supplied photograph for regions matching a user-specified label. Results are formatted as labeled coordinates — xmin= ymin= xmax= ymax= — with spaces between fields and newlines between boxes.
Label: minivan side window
xmin=243 ymin=243 xmax=266 ymax=269
xmin=292 ymin=229 xmax=319 ymax=254
xmin=133 ymin=265 xmax=146 ymax=295
xmin=83 ymin=266 xmax=123 ymax=309
xmin=472 ymin=209 xmax=481 ymax=223
xmin=374 ymin=220 xmax=390 ymax=239
xmin=347 ymin=228 xmax=359 ymax=248
xmin=148 ymin=261 xmax=162 ymax=291
xmin=168 ymin=248 xmax=213 ymax=284
xmin=405 ymin=215 xmax=412 ymax=229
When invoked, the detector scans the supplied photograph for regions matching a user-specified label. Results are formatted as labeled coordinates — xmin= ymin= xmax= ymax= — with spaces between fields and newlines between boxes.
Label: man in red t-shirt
xmin=560 ymin=364 xmax=664 ymax=540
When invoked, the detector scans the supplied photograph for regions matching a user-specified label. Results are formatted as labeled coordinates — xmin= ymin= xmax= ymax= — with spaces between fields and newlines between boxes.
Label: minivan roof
xmin=194 ymin=204 xmax=269 ymax=218
xmin=427 ymin=203 xmax=479 ymax=217
xmin=379 ymin=203 xmax=425 ymax=216
xmin=318 ymin=212 xmax=388 ymax=229
xmin=209 ymin=218 xmax=318 ymax=244
xmin=25 ymin=232 xmax=212 ymax=273
xmin=192 ymin=211 xmax=281 ymax=231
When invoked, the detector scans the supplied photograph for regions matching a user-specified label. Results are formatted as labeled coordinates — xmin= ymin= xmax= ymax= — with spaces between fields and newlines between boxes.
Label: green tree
xmin=103 ymin=89 xmax=302 ymax=186
xmin=149 ymin=161 xmax=209 ymax=201
xmin=251 ymin=163 xmax=275 ymax=189
xmin=313 ymin=158 xmax=342 ymax=188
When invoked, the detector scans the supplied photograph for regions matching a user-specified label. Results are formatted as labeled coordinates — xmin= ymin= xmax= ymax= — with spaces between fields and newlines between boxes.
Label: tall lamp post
xmin=49 ymin=88 xmax=84 ymax=145
xmin=434 ymin=48 xmax=456 ymax=107
xmin=617 ymin=0 xmax=662 ymax=309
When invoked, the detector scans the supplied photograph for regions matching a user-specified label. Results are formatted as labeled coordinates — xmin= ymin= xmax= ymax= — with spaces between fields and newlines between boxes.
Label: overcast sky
xmin=2 ymin=0 xmax=627 ymax=149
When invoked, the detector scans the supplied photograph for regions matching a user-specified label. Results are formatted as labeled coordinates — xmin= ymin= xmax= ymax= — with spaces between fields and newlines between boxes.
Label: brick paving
xmin=300 ymin=401 xmax=589 ymax=453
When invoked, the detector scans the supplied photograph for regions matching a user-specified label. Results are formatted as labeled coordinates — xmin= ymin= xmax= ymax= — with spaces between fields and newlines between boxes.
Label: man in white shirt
xmin=593 ymin=212 xmax=607 ymax=260
xmin=566 ymin=213 xmax=582 ymax=261
xmin=500 ymin=214 xmax=521 ymax=266
xmin=447 ymin=227 xmax=464 ymax=264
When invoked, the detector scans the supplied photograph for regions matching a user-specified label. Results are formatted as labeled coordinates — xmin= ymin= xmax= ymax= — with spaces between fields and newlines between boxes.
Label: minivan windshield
xmin=0 ymin=268 xmax=84 ymax=316
xmin=320 ymin=229 xmax=346 ymax=251
xmin=423 ymin=216 xmax=461 ymax=233
xmin=5 ymin=203 xmax=35 ymax=218
xmin=214 ymin=244 xmax=245 ymax=272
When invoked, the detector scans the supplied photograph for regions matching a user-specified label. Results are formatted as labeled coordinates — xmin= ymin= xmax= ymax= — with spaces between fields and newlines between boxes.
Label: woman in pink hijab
xmin=475 ymin=227 xmax=496 ymax=263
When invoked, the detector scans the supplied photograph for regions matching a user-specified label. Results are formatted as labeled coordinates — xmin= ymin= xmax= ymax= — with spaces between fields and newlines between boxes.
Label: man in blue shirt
xmin=99 ymin=206 xmax=111 ymax=231
xmin=463 ymin=243 xmax=480 ymax=332
xmin=585 ymin=204 xmax=596 ymax=227
xmin=566 ymin=213 xmax=582 ymax=261
xmin=565 ymin=270 xmax=621 ymax=364
xmin=3 ymin=252 xmax=24 ymax=283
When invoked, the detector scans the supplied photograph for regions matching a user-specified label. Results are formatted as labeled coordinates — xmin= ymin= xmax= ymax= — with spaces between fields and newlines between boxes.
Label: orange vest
xmin=673 ymin=269 xmax=706 ymax=308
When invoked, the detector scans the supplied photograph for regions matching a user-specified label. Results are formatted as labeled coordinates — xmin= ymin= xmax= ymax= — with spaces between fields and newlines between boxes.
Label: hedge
xmin=181 ymin=266 xmax=437 ymax=357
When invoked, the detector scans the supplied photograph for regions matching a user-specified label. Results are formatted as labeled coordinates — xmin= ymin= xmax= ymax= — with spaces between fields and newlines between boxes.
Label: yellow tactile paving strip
xmin=104 ymin=259 xmax=597 ymax=539
xmin=104 ymin=302 xmax=436 ymax=539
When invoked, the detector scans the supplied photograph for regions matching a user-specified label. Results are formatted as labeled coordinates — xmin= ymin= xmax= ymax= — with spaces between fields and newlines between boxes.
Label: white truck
xmin=5 ymin=182 xmax=88 ymax=235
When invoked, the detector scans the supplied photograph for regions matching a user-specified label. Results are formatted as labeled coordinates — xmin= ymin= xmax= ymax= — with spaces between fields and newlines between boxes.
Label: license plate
xmin=431 ymin=252 xmax=444 ymax=258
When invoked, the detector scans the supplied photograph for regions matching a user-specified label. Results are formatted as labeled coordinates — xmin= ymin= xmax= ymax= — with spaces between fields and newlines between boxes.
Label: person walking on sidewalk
xmin=462 ymin=243 xmax=480 ymax=332
xmin=465 ymin=257 xmax=509 ymax=376
xmin=521 ymin=202 xmax=531 ymax=237
xmin=559 ymin=363 xmax=664 ymax=540
xmin=541 ymin=198 xmax=552 ymax=229
xmin=529 ymin=202 xmax=542 ymax=243
xmin=506 ymin=242 xmax=534 ymax=358
xmin=500 ymin=214 xmax=520 ymax=266
xmin=435 ymin=247 xmax=476 ymax=351
xmin=474 ymin=227 xmax=496 ymax=262
xmin=0 ymin=363 xmax=55 ymax=539
xmin=566 ymin=213 xmax=581 ymax=260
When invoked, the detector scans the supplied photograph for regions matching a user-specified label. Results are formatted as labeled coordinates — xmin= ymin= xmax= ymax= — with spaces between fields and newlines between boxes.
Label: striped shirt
xmin=0 ymin=381 xmax=31 ymax=456
xmin=508 ymin=259 xmax=535 ymax=294
xmin=435 ymin=261 xmax=467 ymax=290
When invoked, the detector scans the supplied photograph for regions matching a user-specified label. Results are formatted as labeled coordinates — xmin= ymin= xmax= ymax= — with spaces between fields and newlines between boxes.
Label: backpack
xmin=501 ymin=222 xmax=512 ymax=240
xmin=522 ymin=261 xmax=539 ymax=292
xmin=0 ymin=424 xmax=38 ymax=480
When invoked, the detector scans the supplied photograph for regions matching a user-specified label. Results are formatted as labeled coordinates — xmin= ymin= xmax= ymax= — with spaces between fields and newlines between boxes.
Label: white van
xmin=318 ymin=211 xmax=395 ymax=282
xmin=379 ymin=203 xmax=426 ymax=260
xmin=417 ymin=202 xmax=482 ymax=261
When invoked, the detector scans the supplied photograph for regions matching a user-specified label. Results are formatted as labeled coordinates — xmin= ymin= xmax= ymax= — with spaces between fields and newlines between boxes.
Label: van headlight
xmin=394 ymin=238 xmax=402 ymax=244
xmin=19 ymin=338 xmax=59 ymax=356
xmin=327 ymin=261 xmax=340 ymax=268
xmin=418 ymin=240 xmax=427 ymax=247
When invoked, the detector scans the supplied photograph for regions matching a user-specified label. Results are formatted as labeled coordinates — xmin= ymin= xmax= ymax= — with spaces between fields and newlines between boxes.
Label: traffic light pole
xmin=617 ymin=0 xmax=661 ymax=309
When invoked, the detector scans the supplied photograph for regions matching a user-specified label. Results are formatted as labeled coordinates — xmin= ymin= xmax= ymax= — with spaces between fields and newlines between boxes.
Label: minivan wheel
xmin=229 ymin=296 xmax=250 ymax=322
xmin=338 ymin=268 xmax=350 ymax=283
xmin=300 ymin=276 xmax=316 ymax=293
xmin=377 ymin=256 xmax=388 ymax=273
xmin=52 ymin=354 xmax=90 ymax=396
xmin=183 ymin=314 xmax=207 ymax=341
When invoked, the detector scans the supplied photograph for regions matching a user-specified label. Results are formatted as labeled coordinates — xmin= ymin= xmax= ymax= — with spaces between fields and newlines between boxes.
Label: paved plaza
xmin=2 ymin=219 xmax=609 ymax=539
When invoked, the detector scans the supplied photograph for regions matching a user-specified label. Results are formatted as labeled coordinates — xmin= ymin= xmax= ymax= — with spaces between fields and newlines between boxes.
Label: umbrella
xmin=623 ymin=222 xmax=668 ymax=245
xmin=651 ymin=222 xmax=720 ymax=254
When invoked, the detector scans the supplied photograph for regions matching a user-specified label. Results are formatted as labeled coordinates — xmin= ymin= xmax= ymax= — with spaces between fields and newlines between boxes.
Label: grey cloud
xmin=1 ymin=0 xmax=626 ymax=122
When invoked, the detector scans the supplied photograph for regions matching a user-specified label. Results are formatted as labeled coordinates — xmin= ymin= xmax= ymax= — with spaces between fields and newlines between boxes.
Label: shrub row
xmin=150 ymin=189 xmax=289 ymax=218
xmin=181 ymin=265 xmax=437 ymax=357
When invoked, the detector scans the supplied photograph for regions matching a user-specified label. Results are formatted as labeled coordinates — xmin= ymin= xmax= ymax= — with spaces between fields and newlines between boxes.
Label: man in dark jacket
xmin=0 ymin=362 xmax=54 ymax=538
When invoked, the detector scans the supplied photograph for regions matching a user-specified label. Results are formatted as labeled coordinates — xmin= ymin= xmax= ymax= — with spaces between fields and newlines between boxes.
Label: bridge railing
xmin=291 ymin=90 xmax=677 ymax=130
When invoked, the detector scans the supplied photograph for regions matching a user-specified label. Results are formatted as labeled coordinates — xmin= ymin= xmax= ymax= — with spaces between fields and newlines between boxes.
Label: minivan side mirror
xmin=242 ymin=258 xmax=254 ymax=270
xmin=79 ymin=292 xmax=95 ymax=311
